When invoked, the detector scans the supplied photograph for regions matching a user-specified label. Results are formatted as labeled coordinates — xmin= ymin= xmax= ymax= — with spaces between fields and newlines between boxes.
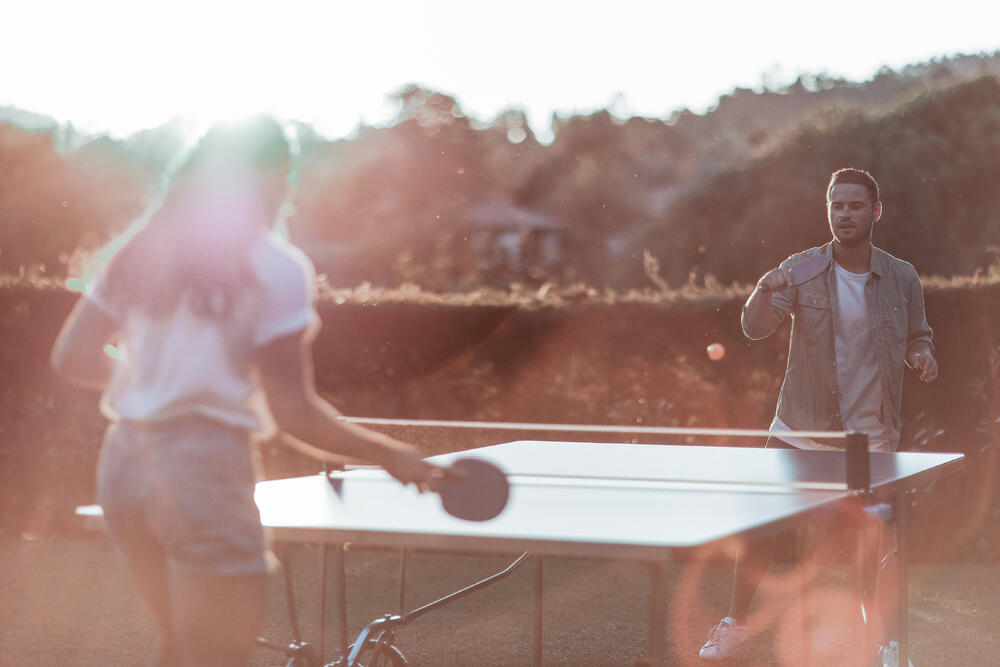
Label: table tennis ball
xmin=706 ymin=343 xmax=726 ymax=361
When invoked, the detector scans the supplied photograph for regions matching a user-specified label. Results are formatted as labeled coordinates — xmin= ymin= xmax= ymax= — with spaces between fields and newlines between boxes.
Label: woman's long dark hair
xmin=100 ymin=115 xmax=292 ymax=319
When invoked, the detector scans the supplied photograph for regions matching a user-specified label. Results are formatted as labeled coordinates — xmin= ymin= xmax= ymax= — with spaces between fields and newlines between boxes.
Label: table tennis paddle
xmin=435 ymin=457 xmax=510 ymax=521
xmin=326 ymin=457 xmax=510 ymax=522
xmin=761 ymin=254 xmax=831 ymax=293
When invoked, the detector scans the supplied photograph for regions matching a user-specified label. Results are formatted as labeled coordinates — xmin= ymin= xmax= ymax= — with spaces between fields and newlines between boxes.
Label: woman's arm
xmin=50 ymin=297 xmax=118 ymax=390
xmin=256 ymin=331 xmax=437 ymax=488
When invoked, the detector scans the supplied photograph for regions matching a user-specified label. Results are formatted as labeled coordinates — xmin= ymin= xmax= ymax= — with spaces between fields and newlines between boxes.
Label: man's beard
xmin=835 ymin=233 xmax=870 ymax=248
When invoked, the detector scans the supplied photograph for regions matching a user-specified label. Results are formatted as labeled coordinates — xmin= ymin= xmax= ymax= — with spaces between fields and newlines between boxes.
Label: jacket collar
xmin=822 ymin=241 xmax=885 ymax=278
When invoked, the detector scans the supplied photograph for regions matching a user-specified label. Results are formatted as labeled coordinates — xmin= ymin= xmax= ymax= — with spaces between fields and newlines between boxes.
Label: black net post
xmin=845 ymin=431 xmax=871 ymax=492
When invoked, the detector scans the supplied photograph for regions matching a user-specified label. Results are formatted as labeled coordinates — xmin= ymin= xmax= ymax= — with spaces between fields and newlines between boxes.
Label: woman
xmin=50 ymin=115 xmax=436 ymax=666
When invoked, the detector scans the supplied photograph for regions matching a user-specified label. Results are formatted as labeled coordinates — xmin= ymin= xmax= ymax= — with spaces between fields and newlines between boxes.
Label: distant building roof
xmin=467 ymin=201 xmax=565 ymax=231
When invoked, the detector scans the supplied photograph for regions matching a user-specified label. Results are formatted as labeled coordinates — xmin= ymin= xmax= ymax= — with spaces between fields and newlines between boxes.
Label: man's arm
xmin=904 ymin=267 xmax=937 ymax=383
xmin=742 ymin=265 xmax=794 ymax=339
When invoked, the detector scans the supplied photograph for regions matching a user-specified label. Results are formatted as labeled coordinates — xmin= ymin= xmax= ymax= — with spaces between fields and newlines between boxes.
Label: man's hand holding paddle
xmin=757 ymin=254 xmax=831 ymax=294
xmin=745 ymin=254 xmax=831 ymax=334
xmin=755 ymin=265 xmax=794 ymax=294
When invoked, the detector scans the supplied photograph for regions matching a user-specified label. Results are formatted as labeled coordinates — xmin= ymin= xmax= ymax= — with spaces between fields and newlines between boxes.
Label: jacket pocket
xmin=882 ymin=302 xmax=909 ymax=346
xmin=797 ymin=290 xmax=831 ymax=343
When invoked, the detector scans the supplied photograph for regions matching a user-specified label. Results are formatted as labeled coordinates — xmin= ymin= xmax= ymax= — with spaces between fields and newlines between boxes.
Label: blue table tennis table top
xmin=253 ymin=440 xmax=963 ymax=559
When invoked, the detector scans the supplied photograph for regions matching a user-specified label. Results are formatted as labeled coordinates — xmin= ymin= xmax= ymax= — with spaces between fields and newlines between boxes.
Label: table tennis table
xmin=242 ymin=439 xmax=963 ymax=666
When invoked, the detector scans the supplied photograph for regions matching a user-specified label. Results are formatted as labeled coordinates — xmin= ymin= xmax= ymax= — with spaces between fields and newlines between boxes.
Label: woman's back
xmin=92 ymin=232 xmax=317 ymax=434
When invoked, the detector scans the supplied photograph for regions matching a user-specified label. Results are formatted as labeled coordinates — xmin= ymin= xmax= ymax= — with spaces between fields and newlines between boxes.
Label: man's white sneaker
xmin=698 ymin=617 xmax=749 ymax=660
xmin=879 ymin=641 xmax=915 ymax=667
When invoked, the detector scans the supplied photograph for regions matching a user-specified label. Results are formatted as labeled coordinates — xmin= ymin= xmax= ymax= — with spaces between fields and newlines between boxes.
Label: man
xmin=698 ymin=168 xmax=937 ymax=665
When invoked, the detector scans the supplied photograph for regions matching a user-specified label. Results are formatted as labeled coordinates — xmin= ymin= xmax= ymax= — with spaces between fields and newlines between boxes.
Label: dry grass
xmin=2 ymin=272 xmax=997 ymax=664
xmin=9 ymin=260 xmax=1000 ymax=312
xmin=2 ymin=534 xmax=998 ymax=666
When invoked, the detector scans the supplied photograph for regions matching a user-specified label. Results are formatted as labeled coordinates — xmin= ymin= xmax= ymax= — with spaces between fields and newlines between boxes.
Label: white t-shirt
xmin=832 ymin=262 xmax=885 ymax=450
xmin=771 ymin=262 xmax=886 ymax=451
xmin=88 ymin=233 xmax=319 ymax=437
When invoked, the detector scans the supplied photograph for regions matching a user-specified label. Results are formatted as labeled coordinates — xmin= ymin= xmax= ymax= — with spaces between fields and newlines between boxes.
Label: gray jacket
xmin=742 ymin=242 xmax=933 ymax=450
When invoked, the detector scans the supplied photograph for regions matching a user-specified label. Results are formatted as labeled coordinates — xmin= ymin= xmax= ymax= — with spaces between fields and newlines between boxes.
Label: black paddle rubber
xmin=437 ymin=457 xmax=510 ymax=522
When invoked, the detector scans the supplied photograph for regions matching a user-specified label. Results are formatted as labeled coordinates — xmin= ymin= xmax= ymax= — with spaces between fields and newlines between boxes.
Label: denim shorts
xmin=97 ymin=418 xmax=269 ymax=576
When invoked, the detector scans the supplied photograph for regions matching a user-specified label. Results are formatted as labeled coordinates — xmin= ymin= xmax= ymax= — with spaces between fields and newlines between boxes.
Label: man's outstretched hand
xmin=907 ymin=345 xmax=938 ymax=383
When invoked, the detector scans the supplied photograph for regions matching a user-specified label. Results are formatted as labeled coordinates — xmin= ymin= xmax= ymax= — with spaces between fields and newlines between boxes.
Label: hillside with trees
xmin=633 ymin=75 xmax=1000 ymax=287
xmin=2 ymin=52 xmax=999 ymax=290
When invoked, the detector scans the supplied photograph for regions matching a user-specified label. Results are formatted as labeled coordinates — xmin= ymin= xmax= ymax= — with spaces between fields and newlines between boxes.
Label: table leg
xmin=854 ymin=500 xmax=875 ymax=665
xmin=895 ymin=495 xmax=910 ymax=667
xmin=859 ymin=500 xmax=894 ymax=665
xmin=334 ymin=543 xmax=349 ymax=659
xmin=533 ymin=556 xmax=543 ymax=667
xmin=797 ymin=527 xmax=813 ymax=667
xmin=399 ymin=546 xmax=408 ymax=614
xmin=647 ymin=561 xmax=666 ymax=665
xmin=318 ymin=544 xmax=328 ymax=662
xmin=281 ymin=544 xmax=305 ymax=646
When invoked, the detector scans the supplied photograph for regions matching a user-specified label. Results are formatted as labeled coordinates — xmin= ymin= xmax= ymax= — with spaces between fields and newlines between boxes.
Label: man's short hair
xmin=827 ymin=168 xmax=879 ymax=205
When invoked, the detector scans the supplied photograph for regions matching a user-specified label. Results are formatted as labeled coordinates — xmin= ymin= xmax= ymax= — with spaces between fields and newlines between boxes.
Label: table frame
xmin=78 ymin=439 xmax=964 ymax=665
xmin=254 ymin=440 xmax=962 ymax=666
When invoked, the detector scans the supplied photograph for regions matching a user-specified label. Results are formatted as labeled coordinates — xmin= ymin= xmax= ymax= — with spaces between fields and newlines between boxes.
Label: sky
xmin=3 ymin=0 xmax=1000 ymax=143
